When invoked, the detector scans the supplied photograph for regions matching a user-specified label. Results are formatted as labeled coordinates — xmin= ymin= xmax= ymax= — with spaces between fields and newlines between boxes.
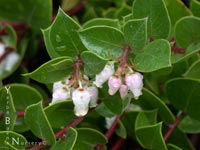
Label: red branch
xmin=96 ymin=115 xmax=123 ymax=150
xmin=0 ymin=111 xmax=24 ymax=119
xmin=164 ymin=112 xmax=186 ymax=142
xmin=111 ymin=137 xmax=125 ymax=150
xmin=29 ymin=116 xmax=85 ymax=150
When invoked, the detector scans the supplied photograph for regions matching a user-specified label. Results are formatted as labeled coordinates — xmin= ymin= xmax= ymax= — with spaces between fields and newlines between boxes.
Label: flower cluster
xmin=52 ymin=75 xmax=98 ymax=117
xmin=94 ymin=62 xmax=143 ymax=100
xmin=0 ymin=42 xmax=19 ymax=75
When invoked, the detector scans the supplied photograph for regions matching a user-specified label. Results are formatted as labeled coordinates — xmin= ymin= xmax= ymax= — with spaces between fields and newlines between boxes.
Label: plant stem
xmin=164 ymin=112 xmax=186 ymax=142
xmin=29 ymin=116 xmax=85 ymax=150
xmin=96 ymin=115 xmax=123 ymax=150
xmin=0 ymin=111 xmax=24 ymax=119
xmin=111 ymin=137 xmax=125 ymax=150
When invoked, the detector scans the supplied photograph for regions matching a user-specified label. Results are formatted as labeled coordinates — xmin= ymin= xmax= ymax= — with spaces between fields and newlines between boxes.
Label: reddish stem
xmin=96 ymin=115 xmax=123 ymax=150
xmin=0 ymin=111 xmax=24 ymax=119
xmin=164 ymin=112 xmax=186 ymax=142
xmin=111 ymin=137 xmax=125 ymax=150
xmin=29 ymin=116 xmax=85 ymax=150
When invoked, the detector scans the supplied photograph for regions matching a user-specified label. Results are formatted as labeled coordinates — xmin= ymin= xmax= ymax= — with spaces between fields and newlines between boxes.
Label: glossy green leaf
xmin=25 ymin=102 xmax=56 ymax=145
xmin=43 ymin=8 xmax=86 ymax=58
xmin=81 ymin=51 xmax=107 ymax=77
xmin=179 ymin=115 xmax=200 ymax=133
xmin=135 ymin=110 xmax=157 ymax=129
xmin=51 ymin=127 xmax=77 ymax=150
xmin=166 ymin=78 xmax=200 ymax=121
xmin=73 ymin=128 xmax=107 ymax=149
xmin=95 ymin=103 xmax=115 ymax=117
xmin=116 ymin=121 xmax=127 ymax=138
xmin=7 ymin=84 xmax=42 ymax=132
xmin=190 ymin=0 xmax=200 ymax=17
xmin=44 ymin=101 xmax=76 ymax=128
xmin=133 ymin=39 xmax=171 ymax=72
xmin=115 ymin=3 xmax=132 ymax=19
xmin=24 ymin=57 xmax=73 ymax=83
xmin=0 ymin=131 xmax=27 ymax=150
xmin=164 ymin=0 xmax=191 ymax=27
xmin=135 ymin=111 xmax=167 ymax=150
xmin=135 ymin=88 xmax=175 ymax=123
xmin=124 ymin=18 xmax=147 ymax=54
xmin=132 ymin=0 xmax=171 ymax=39
xmin=2 ymin=25 xmax=17 ymax=48
xmin=83 ymin=18 xmax=121 ymax=29
xmin=0 ymin=87 xmax=16 ymax=131
xmin=175 ymin=16 xmax=200 ymax=48
xmin=167 ymin=144 xmax=182 ymax=150
xmin=0 ymin=0 xmax=52 ymax=29
xmin=79 ymin=26 xmax=125 ymax=59
xmin=183 ymin=59 xmax=200 ymax=80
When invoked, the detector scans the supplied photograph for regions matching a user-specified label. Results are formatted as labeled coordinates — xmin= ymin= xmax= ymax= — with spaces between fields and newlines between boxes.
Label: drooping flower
xmin=0 ymin=42 xmax=5 ymax=56
xmin=4 ymin=52 xmax=19 ymax=71
xmin=125 ymin=72 xmax=143 ymax=99
xmin=119 ymin=84 xmax=129 ymax=100
xmin=72 ymin=88 xmax=91 ymax=117
xmin=108 ymin=75 xmax=122 ymax=95
xmin=52 ymin=88 xmax=71 ymax=103
xmin=94 ymin=62 xmax=115 ymax=88
xmin=87 ymin=86 xmax=98 ymax=108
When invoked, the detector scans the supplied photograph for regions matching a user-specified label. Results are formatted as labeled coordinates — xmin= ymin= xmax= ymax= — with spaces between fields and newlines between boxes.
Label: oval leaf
xmin=25 ymin=102 xmax=56 ymax=145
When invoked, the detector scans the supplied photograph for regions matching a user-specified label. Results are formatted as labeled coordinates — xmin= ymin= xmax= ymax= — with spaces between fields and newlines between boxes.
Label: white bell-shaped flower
xmin=72 ymin=88 xmax=91 ymax=116
xmin=53 ymin=81 xmax=64 ymax=92
xmin=119 ymin=84 xmax=129 ymax=100
xmin=0 ymin=42 xmax=5 ymax=57
xmin=108 ymin=76 xmax=121 ymax=95
xmin=52 ymin=88 xmax=71 ymax=103
xmin=87 ymin=86 xmax=98 ymax=108
xmin=4 ymin=52 xmax=19 ymax=71
xmin=125 ymin=72 xmax=143 ymax=99
xmin=94 ymin=62 xmax=115 ymax=88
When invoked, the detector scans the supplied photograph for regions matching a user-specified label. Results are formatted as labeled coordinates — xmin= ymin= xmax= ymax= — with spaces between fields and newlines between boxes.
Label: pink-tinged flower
xmin=108 ymin=76 xmax=122 ymax=95
xmin=87 ymin=86 xmax=98 ymax=108
xmin=72 ymin=88 xmax=91 ymax=117
xmin=0 ymin=42 xmax=5 ymax=57
xmin=53 ymin=81 xmax=63 ymax=92
xmin=4 ymin=52 xmax=19 ymax=71
xmin=125 ymin=72 xmax=143 ymax=99
xmin=52 ymin=88 xmax=71 ymax=103
xmin=119 ymin=84 xmax=129 ymax=100
xmin=94 ymin=62 xmax=115 ymax=88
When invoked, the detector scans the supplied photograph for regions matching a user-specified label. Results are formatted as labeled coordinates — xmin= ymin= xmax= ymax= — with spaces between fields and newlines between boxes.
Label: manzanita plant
xmin=0 ymin=0 xmax=200 ymax=149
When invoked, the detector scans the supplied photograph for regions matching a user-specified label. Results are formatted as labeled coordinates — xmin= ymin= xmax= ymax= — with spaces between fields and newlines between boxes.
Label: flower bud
xmin=108 ymin=76 xmax=121 ymax=95
xmin=125 ymin=72 xmax=143 ymax=99
xmin=52 ymin=88 xmax=71 ymax=103
xmin=119 ymin=84 xmax=129 ymax=99
xmin=87 ymin=86 xmax=98 ymax=108
xmin=0 ymin=42 xmax=5 ymax=57
xmin=94 ymin=62 xmax=115 ymax=88
xmin=72 ymin=88 xmax=90 ymax=116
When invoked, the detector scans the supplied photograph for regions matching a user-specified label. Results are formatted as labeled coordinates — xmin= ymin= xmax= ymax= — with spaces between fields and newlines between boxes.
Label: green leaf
xmin=95 ymin=103 xmax=115 ymax=117
xmin=44 ymin=101 xmax=76 ymax=128
xmin=51 ymin=127 xmax=77 ymax=150
xmin=179 ymin=115 xmax=200 ymax=133
xmin=135 ymin=88 xmax=175 ymax=123
xmin=135 ymin=110 xmax=157 ymax=129
xmin=83 ymin=18 xmax=121 ymax=29
xmin=135 ymin=111 xmax=167 ymax=150
xmin=79 ymin=26 xmax=125 ymax=59
xmin=0 ymin=0 xmax=52 ymax=29
xmin=124 ymin=18 xmax=147 ymax=54
xmin=43 ymin=8 xmax=86 ymax=58
xmin=2 ymin=25 xmax=17 ymax=48
xmin=24 ymin=57 xmax=73 ymax=83
xmin=190 ymin=0 xmax=200 ymax=17
xmin=164 ymin=0 xmax=191 ymax=28
xmin=115 ymin=3 xmax=132 ymax=19
xmin=175 ymin=16 xmax=200 ymax=48
xmin=0 ymin=87 xmax=16 ymax=131
xmin=183 ymin=59 xmax=200 ymax=80
xmin=81 ymin=51 xmax=107 ymax=77
xmin=0 ymin=131 xmax=27 ymax=150
xmin=166 ymin=78 xmax=200 ymax=121
xmin=132 ymin=0 xmax=171 ymax=39
xmin=167 ymin=143 xmax=182 ymax=150
xmin=73 ymin=128 xmax=107 ymax=149
xmin=133 ymin=39 xmax=171 ymax=72
xmin=7 ymin=84 xmax=42 ymax=132
xmin=116 ymin=121 xmax=127 ymax=138
xmin=24 ymin=102 xmax=56 ymax=145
